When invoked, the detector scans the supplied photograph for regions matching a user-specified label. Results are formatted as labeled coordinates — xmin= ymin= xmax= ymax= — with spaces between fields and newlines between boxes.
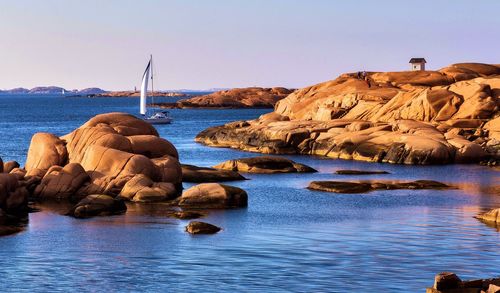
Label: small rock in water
xmin=185 ymin=221 xmax=221 ymax=234
xmin=178 ymin=183 xmax=248 ymax=209
xmin=335 ymin=170 xmax=390 ymax=175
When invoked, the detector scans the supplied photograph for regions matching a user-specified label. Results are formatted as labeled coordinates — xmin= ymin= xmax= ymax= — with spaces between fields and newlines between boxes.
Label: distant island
xmin=0 ymin=86 xmax=225 ymax=98
xmin=0 ymin=86 xmax=107 ymax=95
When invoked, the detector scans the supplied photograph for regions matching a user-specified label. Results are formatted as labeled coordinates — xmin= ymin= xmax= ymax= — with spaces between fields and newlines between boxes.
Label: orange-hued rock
xmin=197 ymin=63 xmax=500 ymax=165
xmin=21 ymin=112 xmax=182 ymax=202
xmin=151 ymin=155 xmax=182 ymax=184
xmin=128 ymin=135 xmax=178 ymax=159
xmin=178 ymin=183 xmax=248 ymax=209
xmin=155 ymin=87 xmax=293 ymax=109
xmin=33 ymin=163 xmax=89 ymax=200
xmin=25 ymin=133 xmax=68 ymax=177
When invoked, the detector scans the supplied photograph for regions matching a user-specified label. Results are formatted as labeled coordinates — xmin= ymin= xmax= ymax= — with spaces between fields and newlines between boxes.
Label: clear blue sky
xmin=0 ymin=0 xmax=499 ymax=90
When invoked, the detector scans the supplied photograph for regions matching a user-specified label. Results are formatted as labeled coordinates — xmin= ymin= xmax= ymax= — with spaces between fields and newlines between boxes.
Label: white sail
xmin=140 ymin=59 xmax=151 ymax=115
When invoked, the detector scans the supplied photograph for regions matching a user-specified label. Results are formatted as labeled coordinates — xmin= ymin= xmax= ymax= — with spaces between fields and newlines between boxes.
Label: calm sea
xmin=0 ymin=95 xmax=499 ymax=292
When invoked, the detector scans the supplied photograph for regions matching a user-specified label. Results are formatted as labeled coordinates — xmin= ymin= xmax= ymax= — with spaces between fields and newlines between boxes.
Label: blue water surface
xmin=0 ymin=95 xmax=499 ymax=292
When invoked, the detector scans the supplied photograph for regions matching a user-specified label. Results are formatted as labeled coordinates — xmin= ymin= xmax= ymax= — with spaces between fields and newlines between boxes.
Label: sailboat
xmin=140 ymin=55 xmax=172 ymax=124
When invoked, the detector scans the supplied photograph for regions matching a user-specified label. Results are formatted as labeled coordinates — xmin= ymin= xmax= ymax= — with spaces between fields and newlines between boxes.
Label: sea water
xmin=0 ymin=95 xmax=499 ymax=292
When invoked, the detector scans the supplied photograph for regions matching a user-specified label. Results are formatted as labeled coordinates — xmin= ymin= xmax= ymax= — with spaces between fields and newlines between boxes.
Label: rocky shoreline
xmin=152 ymin=87 xmax=293 ymax=109
xmin=196 ymin=63 xmax=500 ymax=165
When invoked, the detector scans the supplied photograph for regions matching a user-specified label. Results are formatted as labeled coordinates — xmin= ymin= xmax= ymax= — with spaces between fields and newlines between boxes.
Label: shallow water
xmin=0 ymin=95 xmax=499 ymax=292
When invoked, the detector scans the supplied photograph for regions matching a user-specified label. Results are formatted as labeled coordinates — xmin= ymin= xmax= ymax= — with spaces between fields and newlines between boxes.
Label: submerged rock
xmin=178 ymin=183 xmax=248 ymax=209
xmin=181 ymin=164 xmax=246 ymax=182
xmin=335 ymin=170 xmax=390 ymax=175
xmin=171 ymin=211 xmax=205 ymax=220
xmin=69 ymin=194 xmax=127 ymax=218
xmin=185 ymin=221 xmax=221 ymax=234
xmin=213 ymin=156 xmax=316 ymax=174
xmin=307 ymin=180 xmax=450 ymax=193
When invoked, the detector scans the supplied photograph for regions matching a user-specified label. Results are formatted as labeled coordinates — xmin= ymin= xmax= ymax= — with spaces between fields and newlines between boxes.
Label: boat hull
xmin=143 ymin=117 xmax=172 ymax=124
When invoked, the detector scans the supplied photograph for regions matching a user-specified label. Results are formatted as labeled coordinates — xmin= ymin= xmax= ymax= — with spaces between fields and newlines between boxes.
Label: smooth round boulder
xmin=185 ymin=221 xmax=221 ymax=234
xmin=25 ymin=133 xmax=68 ymax=177
xmin=69 ymin=194 xmax=127 ymax=218
xmin=178 ymin=183 xmax=248 ymax=209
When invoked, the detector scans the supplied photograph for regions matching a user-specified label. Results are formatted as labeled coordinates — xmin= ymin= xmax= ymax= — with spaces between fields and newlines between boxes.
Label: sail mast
xmin=150 ymin=54 xmax=154 ymax=106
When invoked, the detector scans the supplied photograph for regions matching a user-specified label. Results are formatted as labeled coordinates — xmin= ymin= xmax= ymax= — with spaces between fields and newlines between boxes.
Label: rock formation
xmin=213 ymin=156 xmax=317 ymax=173
xmin=25 ymin=112 xmax=182 ymax=202
xmin=153 ymin=87 xmax=293 ymax=109
xmin=196 ymin=63 xmax=500 ymax=164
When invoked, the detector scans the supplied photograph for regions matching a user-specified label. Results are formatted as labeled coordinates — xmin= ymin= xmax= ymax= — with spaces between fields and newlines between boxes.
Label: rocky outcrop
xmin=196 ymin=63 xmax=500 ymax=165
xmin=307 ymin=180 xmax=450 ymax=193
xmin=153 ymin=87 xmax=293 ymax=109
xmin=178 ymin=183 xmax=248 ymax=209
xmin=427 ymin=272 xmax=500 ymax=292
xmin=69 ymin=194 xmax=127 ymax=218
xmin=181 ymin=164 xmax=246 ymax=182
xmin=213 ymin=156 xmax=316 ymax=173
xmin=185 ymin=221 xmax=221 ymax=234
xmin=25 ymin=112 xmax=183 ymax=202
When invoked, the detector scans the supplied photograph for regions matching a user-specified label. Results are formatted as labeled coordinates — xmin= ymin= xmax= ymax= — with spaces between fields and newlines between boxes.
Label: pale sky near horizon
xmin=0 ymin=0 xmax=499 ymax=91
